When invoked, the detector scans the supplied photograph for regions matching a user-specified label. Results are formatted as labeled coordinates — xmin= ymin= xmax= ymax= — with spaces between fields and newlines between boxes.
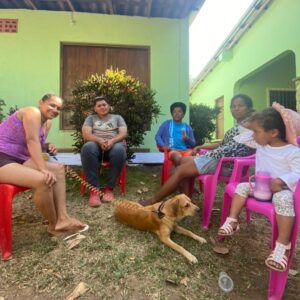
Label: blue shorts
xmin=193 ymin=156 xmax=219 ymax=175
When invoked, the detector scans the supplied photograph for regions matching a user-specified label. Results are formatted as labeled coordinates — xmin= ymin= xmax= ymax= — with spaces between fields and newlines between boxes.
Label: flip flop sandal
xmin=63 ymin=224 xmax=89 ymax=241
xmin=265 ymin=241 xmax=291 ymax=272
xmin=218 ymin=217 xmax=240 ymax=236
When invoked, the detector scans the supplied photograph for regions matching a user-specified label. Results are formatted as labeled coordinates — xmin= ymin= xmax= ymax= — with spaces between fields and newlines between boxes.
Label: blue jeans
xmin=80 ymin=141 xmax=126 ymax=189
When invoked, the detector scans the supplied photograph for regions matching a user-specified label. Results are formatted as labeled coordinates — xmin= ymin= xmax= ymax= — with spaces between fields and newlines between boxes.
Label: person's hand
xmin=40 ymin=169 xmax=57 ymax=187
xmin=163 ymin=145 xmax=170 ymax=152
xmin=97 ymin=138 xmax=106 ymax=149
xmin=102 ymin=139 xmax=114 ymax=151
xmin=191 ymin=146 xmax=201 ymax=156
xmin=181 ymin=129 xmax=188 ymax=141
xmin=47 ymin=143 xmax=57 ymax=156
xmin=270 ymin=178 xmax=284 ymax=193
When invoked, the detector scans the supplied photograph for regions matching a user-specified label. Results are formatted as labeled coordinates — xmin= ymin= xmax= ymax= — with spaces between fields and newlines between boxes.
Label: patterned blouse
xmin=205 ymin=124 xmax=253 ymax=160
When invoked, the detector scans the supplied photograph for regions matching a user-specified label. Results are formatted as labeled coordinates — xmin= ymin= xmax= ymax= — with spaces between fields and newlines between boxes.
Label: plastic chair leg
xmin=0 ymin=184 xmax=29 ymax=261
xmin=80 ymin=171 xmax=86 ymax=196
xmin=201 ymin=178 xmax=216 ymax=230
xmin=119 ymin=164 xmax=126 ymax=195
xmin=0 ymin=186 xmax=14 ymax=260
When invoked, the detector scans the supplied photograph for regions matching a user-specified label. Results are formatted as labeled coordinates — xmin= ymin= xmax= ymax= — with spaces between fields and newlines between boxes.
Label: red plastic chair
xmin=0 ymin=184 xmax=30 ymax=261
xmin=158 ymin=145 xmax=208 ymax=185
xmin=198 ymin=154 xmax=255 ymax=229
xmin=80 ymin=162 xmax=126 ymax=196
xmin=220 ymin=158 xmax=300 ymax=300
xmin=158 ymin=146 xmax=173 ymax=185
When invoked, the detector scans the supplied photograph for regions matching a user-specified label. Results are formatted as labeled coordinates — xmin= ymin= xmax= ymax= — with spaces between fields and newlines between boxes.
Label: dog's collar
xmin=153 ymin=201 xmax=166 ymax=219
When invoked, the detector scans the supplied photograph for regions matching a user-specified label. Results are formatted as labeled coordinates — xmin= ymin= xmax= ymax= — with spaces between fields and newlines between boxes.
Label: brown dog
xmin=115 ymin=194 xmax=206 ymax=264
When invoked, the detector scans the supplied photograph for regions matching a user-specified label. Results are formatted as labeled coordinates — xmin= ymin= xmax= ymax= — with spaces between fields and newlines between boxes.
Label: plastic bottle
xmin=218 ymin=271 xmax=234 ymax=293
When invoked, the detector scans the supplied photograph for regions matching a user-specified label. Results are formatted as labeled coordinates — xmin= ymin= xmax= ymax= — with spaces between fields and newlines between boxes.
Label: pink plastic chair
xmin=198 ymin=154 xmax=255 ymax=229
xmin=220 ymin=158 xmax=300 ymax=300
xmin=0 ymin=184 xmax=30 ymax=261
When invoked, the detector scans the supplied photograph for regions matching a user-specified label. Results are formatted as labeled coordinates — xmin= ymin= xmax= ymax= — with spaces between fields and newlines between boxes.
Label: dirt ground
xmin=0 ymin=165 xmax=299 ymax=300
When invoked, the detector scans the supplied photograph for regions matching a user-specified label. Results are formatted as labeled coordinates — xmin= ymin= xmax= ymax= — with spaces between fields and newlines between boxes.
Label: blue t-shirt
xmin=169 ymin=121 xmax=188 ymax=150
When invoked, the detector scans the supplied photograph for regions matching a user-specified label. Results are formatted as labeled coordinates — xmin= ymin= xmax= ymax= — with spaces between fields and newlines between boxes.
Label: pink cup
xmin=249 ymin=171 xmax=272 ymax=201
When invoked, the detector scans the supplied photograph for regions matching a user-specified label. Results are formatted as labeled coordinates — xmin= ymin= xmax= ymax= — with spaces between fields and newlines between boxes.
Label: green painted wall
xmin=0 ymin=9 xmax=189 ymax=151
xmin=190 ymin=0 xmax=300 ymax=131
xmin=235 ymin=51 xmax=296 ymax=111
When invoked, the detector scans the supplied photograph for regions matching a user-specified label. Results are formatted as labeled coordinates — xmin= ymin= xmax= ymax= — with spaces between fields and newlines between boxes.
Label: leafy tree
xmin=0 ymin=99 xmax=6 ymax=122
xmin=190 ymin=103 xmax=220 ymax=145
xmin=0 ymin=99 xmax=19 ymax=122
xmin=64 ymin=69 xmax=161 ymax=158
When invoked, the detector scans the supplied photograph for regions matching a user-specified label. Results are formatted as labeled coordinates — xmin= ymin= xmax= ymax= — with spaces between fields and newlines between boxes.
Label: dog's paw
xmin=196 ymin=236 xmax=207 ymax=244
xmin=187 ymin=254 xmax=198 ymax=264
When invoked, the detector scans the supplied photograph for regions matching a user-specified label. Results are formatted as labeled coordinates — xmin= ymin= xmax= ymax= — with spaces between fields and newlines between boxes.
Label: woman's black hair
xmin=230 ymin=93 xmax=253 ymax=109
xmin=250 ymin=107 xmax=286 ymax=141
xmin=93 ymin=95 xmax=108 ymax=106
xmin=170 ymin=102 xmax=186 ymax=115
xmin=41 ymin=94 xmax=57 ymax=101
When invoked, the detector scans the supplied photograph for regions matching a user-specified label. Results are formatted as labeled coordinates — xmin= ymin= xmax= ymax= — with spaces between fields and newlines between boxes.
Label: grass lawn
xmin=0 ymin=165 xmax=299 ymax=299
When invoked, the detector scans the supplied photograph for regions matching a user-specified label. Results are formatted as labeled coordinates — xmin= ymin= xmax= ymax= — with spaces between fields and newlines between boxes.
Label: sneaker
xmin=88 ymin=191 xmax=101 ymax=207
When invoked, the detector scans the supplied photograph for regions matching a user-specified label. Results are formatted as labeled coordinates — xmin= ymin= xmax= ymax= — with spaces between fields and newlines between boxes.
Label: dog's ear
xmin=172 ymin=199 xmax=180 ymax=215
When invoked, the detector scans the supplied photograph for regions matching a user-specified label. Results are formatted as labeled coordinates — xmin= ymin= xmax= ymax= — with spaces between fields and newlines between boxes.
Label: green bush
xmin=190 ymin=103 xmax=220 ymax=145
xmin=0 ymin=99 xmax=19 ymax=122
xmin=64 ymin=69 xmax=161 ymax=158
xmin=0 ymin=99 xmax=6 ymax=122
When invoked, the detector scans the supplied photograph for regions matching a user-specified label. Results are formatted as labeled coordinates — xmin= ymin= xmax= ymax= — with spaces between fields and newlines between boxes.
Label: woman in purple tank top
xmin=0 ymin=94 xmax=87 ymax=237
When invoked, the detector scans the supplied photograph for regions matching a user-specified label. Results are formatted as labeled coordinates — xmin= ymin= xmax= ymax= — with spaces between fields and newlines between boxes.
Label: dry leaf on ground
xmin=66 ymin=234 xmax=86 ymax=250
xmin=213 ymin=245 xmax=230 ymax=255
xmin=165 ymin=279 xmax=178 ymax=286
xmin=288 ymin=269 xmax=299 ymax=276
xmin=180 ymin=276 xmax=189 ymax=287
xmin=65 ymin=282 xmax=89 ymax=300
xmin=209 ymin=236 xmax=216 ymax=245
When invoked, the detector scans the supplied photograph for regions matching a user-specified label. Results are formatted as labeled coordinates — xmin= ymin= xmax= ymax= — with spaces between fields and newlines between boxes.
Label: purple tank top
xmin=0 ymin=112 xmax=46 ymax=161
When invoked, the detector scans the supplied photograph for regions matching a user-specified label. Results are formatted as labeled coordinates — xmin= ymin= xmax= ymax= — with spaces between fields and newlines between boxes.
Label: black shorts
xmin=0 ymin=152 xmax=26 ymax=167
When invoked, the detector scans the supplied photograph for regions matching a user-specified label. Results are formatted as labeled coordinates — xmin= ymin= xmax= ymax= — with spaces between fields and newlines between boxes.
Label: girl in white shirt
xmin=218 ymin=107 xmax=300 ymax=272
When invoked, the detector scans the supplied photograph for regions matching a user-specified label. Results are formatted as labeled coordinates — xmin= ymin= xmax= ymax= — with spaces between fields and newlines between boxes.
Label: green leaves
xmin=190 ymin=103 xmax=220 ymax=145
xmin=64 ymin=68 xmax=160 ymax=158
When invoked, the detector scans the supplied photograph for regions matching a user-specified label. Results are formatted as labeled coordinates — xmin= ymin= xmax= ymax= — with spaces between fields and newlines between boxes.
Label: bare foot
xmin=55 ymin=218 xmax=85 ymax=232
xmin=47 ymin=225 xmax=63 ymax=237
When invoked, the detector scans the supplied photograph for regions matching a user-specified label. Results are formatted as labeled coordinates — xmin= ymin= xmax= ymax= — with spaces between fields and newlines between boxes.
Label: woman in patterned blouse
xmin=140 ymin=94 xmax=255 ymax=206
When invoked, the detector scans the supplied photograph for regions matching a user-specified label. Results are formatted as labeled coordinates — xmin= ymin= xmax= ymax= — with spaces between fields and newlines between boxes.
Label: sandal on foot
xmin=265 ymin=241 xmax=291 ymax=272
xmin=218 ymin=217 xmax=240 ymax=236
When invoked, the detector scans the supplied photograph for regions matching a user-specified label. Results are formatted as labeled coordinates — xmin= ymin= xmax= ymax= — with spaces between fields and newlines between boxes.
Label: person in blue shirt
xmin=155 ymin=102 xmax=196 ymax=166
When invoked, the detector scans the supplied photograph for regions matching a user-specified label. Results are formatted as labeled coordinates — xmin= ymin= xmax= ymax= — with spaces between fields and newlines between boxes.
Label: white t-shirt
xmin=235 ymin=126 xmax=300 ymax=192
xmin=83 ymin=114 xmax=127 ymax=140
